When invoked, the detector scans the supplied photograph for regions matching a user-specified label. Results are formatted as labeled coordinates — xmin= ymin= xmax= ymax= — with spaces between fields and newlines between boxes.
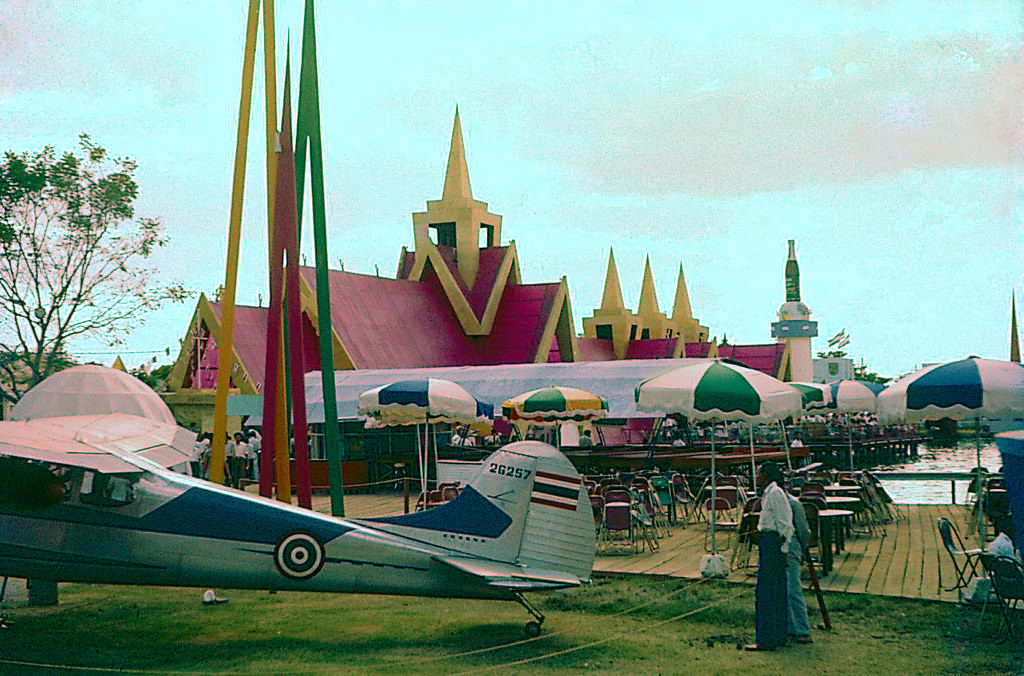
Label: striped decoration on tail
xmin=531 ymin=470 xmax=581 ymax=511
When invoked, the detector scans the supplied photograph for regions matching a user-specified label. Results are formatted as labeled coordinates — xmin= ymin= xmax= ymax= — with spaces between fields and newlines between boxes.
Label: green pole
xmin=296 ymin=0 xmax=345 ymax=516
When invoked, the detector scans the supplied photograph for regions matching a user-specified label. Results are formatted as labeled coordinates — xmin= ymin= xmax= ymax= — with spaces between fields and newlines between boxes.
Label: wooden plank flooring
xmin=594 ymin=504 xmax=969 ymax=603
xmin=302 ymin=491 xmax=970 ymax=604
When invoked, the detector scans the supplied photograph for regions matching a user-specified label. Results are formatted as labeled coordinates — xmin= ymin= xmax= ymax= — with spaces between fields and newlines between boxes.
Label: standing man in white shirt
xmin=746 ymin=462 xmax=793 ymax=651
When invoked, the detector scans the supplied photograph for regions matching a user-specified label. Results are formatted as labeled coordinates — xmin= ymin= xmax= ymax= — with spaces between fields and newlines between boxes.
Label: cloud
xmin=0 ymin=0 xmax=203 ymax=102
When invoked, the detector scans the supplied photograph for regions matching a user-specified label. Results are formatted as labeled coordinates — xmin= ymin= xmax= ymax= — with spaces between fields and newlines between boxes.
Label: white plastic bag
xmin=986 ymin=533 xmax=1015 ymax=560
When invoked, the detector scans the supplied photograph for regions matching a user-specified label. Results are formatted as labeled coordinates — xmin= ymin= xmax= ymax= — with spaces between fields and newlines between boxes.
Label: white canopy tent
xmin=240 ymin=359 xmax=708 ymax=425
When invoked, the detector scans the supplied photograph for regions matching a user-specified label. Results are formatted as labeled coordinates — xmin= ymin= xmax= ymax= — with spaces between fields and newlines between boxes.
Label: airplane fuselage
xmin=0 ymin=464 xmax=510 ymax=600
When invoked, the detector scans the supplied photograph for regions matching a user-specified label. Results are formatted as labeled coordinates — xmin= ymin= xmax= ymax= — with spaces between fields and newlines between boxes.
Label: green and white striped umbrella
xmin=790 ymin=381 xmax=833 ymax=411
xmin=635 ymin=360 xmax=802 ymax=563
xmin=502 ymin=386 xmax=609 ymax=423
xmin=635 ymin=360 xmax=803 ymax=422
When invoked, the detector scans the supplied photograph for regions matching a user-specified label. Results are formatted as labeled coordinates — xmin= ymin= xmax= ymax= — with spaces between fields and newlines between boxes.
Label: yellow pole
xmin=211 ymin=0 xmax=260 ymax=485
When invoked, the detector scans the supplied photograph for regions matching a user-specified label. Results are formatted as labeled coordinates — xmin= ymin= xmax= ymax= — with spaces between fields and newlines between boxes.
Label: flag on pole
xmin=827 ymin=329 xmax=847 ymax=347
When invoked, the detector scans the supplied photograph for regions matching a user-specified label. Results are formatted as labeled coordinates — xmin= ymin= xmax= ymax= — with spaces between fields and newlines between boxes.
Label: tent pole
xmin=976 ymin=416 xmax=985 ymax=547
xmin=710 ymin=422 xmax=717 ymax=554
xmin=779 ymin=420 xmax=793 ymax=472
xmin=749 ymin=422 xmax=757 ymax=492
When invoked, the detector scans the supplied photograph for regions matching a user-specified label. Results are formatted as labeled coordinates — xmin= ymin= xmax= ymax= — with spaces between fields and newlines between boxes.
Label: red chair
xmin=671 ymin=473 xmax=695 ymax=522
xmin=604 ymin=488 xmax=632 ymax=505
xmin=703 ymin=497 xmax=739 ymax=551
xmin=599 ymin=501 xmax=637 ymax=554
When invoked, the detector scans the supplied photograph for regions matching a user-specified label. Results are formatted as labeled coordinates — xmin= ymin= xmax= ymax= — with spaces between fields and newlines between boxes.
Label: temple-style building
xmin=580 ymin=250 xmax=709 ymax=359
xmin=771 ymin=239 xmax=818 ymax=382
xmin=163 ymin=110 xmax=791 ymax=429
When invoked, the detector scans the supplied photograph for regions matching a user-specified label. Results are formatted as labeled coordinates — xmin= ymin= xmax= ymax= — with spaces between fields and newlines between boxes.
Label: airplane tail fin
xmin=361 ymin=441 xmax=594 ymax=583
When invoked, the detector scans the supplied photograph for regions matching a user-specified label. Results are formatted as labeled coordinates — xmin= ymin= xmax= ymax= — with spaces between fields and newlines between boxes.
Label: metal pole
xmin=710 ymin=422 xmax=717 ymax=554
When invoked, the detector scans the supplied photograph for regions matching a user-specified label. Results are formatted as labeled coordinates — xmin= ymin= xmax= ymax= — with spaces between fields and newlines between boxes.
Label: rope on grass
xmin=0 ymin=579 xmax=715 ymax=676
xmin=380 ymin=577 xmax=710 ymax=668
xmin=446 ymin=583 xmax=747 ymax=675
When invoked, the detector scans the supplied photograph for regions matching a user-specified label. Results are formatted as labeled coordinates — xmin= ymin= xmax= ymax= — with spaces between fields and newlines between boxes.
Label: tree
xmin=0 ymin=134 xmax=190 ymax=405
xmin=130 ymin=363 xmax=174 ymax=392
xmin=853 ymin=360 xmax=891 ymax=385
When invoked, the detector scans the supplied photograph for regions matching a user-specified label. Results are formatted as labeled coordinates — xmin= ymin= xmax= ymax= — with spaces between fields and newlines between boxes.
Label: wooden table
xmin=817 ymin=508 xmax=855 ymax=575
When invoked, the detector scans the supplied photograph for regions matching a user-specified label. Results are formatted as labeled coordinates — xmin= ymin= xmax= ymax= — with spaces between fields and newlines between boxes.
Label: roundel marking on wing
xmin=274 ymin=532 xmax=325 ymax=580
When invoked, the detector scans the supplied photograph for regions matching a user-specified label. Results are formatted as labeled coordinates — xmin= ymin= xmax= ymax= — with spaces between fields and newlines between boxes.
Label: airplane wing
xmin=433 ymin=555 xmax=588 ymax=590
xmin=0 ymin=413 xmax=196 ymax=473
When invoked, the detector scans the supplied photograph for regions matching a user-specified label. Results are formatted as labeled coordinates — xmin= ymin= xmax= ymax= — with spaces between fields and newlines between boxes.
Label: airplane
xmin=0 ymin=413 xmax=595 ymax=636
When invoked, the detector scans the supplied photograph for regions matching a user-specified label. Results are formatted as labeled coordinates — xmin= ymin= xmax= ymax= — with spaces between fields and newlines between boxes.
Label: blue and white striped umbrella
xmin=357 ymin=379 xmax=493 ymax=427
xmin=878 ymin=357 xmax=1024 ymax=424
xmin=824 ymin=380 xmax=887 ymax=413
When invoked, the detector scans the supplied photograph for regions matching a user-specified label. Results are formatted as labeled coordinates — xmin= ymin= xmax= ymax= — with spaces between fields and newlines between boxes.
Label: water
xmin=875 ymin=437 xmax=1003 ymax=504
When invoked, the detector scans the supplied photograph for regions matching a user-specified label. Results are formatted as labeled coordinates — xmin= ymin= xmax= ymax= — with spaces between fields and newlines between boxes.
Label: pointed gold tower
xmin=411 ymin=107 xmax=502 ymax=288
xmin=582 ymin=249 xmax=639 ymax=358
xmin=1011 ymin=291 xmax=1020 ymax=363
xmin=669 ymin=262 xmax=709 ymax=343
xmin=635 ymin=256 xmax=670 ymax=339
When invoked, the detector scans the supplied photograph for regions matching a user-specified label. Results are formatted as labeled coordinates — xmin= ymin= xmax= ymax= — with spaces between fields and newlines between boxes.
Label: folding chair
xmin=649 ymin=475 xmax=676 ymax=524
xmin=703 ymin=497 xmax=739 ymax=551
xmin=671 ymin=473 xmax=695 ymax=523
xmin=979 ymin=554 xmax=1024 ymax=643
xmin=599 ymin=501 xmax=637 ymax=554
xmin=731 ymin=509 xmax=761 ymax=570
xmin=936 ymin=517 xmax=983 ymax=594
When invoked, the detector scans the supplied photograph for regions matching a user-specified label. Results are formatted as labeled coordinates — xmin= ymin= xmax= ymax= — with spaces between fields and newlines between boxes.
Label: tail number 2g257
xmin=488 ymin=463 xmax=531 ymax=480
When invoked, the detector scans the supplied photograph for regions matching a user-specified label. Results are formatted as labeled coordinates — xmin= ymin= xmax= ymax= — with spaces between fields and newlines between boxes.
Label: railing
xmin=872 ymin=470 xmax=984 ymax=504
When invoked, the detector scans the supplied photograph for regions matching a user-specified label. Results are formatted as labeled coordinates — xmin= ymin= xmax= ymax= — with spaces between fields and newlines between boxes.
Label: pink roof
xmin=625 ymin=339 xmax=676 ymax=360
xmin=684 ymin=342 xmax=713 ymax=358
xmin=717 ymin=343 xmax=786 ymax=376
xmin=465 ymin=247 xmax=510 ymax=317
xmin=476 ymin=282 xmax=561 ymax=364
xmin=576 ymin=338 xmax=617 ymax=361
xmin=209 ymin=303 xmax=269 ymax=389
xmin=301 ymin=265 xmax=478 ymax=369
xmin=300 ymin=265 xmax=563 ymax=370
xmin=398 ymin=246 xmax=511 ymax=320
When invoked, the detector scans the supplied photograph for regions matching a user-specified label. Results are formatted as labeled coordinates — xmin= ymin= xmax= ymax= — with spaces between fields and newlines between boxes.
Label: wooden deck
xmin=593 ymin=504 xmax=971 ymax=603
xmin=306 ymin=492 xmax=971 ymax=604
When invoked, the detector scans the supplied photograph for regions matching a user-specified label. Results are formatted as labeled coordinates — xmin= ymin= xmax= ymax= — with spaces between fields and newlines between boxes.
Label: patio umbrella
xmin=635 ymin=360 xmax=803 ymax=574
xmin=825 ymin=380 xmax=886 ymax=413
xmin=822 ymin=379 xmax=886 ymax=470
xmin=501 ymin=386 xmax=609 ymax=423
xmin=502 ymin=386 xmax=609 ymax=446
xmin=878 ymin=356 xmax=1024 ymax=544
xmin=358 ymin=379 xmax=493 ymax=498
xmin=791 ymin=382 xmax=833 ymax=411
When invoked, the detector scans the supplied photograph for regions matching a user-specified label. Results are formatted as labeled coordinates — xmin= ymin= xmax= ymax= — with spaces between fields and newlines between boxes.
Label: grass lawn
xmin=0 ymin=576 xmax=1020 ymax=675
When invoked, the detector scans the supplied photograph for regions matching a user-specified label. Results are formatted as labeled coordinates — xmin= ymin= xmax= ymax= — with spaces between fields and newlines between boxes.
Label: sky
xmin=1 ymin=0 xmax=1021 ymax=379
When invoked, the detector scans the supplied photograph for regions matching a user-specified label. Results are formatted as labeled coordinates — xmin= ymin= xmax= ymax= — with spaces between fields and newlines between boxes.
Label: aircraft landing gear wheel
xmin=514 ymin=592 xmax=545 ymax=637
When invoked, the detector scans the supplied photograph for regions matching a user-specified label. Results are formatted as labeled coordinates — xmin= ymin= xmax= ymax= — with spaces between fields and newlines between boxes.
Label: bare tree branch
xmin=0 ymin=135 xmax=193 ymax=400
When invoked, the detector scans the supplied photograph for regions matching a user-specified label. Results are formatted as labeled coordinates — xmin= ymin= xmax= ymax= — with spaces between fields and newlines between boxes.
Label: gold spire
xmin=670 ymin=262 xmax=693 ymax=323
xmin=111 ymin=356 xmax=127 ymax=372
xmin=637 ymin=256 xmax=660 ymax=317
xmin=599 ymin=248 xmax=625 ymax=311
xmin=1012 ymin=291 xmax=1020 ymax=363
xmin=441 ymin=105 xmax=472 ymax=202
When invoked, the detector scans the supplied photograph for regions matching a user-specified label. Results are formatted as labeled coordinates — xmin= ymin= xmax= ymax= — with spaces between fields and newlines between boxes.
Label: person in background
xmin=790 ymin=432 xmax=804 ymax=450
xmin=746 ymin=462 xmax=793 ymax=652
xmin=246 ymin=429 xmax=261 ymax=483
xmin=227 ymin=432 xmax=249 ymax=489
xmin=785 ymin=488 xmax=813 ymax=644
